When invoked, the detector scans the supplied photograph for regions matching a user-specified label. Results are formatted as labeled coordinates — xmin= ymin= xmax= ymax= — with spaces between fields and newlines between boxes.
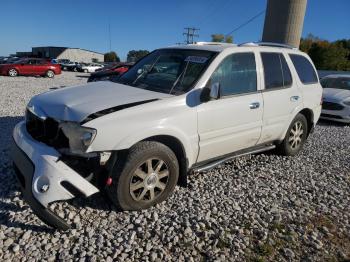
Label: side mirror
xmin=200 ymin=82 xmax=220 ymax=102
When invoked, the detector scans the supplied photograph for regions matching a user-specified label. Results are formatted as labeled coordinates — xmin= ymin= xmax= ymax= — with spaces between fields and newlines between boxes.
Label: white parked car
xmin=80 ymin=63 xmax=104 ymax=73
xmin=11 ymin=42 xmax=322 ymax=229
xmin=320 ymin=75 xmax=350 ymax=123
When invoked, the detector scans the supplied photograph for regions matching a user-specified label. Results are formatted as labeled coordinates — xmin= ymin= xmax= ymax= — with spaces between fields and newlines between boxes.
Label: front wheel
xmin=84 ymin=69 xmax=88 ymax=73
xmin=106 ymin=141 xmax=179 ymax=211
xmin=277 ymin=113 xmax=308 ymax=156
xmin=46 ymin=70 xmax=55 ymax=78
xmin=8 ymin=69 xmax=18 ymax=77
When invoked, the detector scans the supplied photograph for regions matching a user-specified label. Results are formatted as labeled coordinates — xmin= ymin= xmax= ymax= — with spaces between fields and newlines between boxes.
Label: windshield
xmin=113 ymin=49 xmax=216 ymax=94
xmin=321 ymin=77 xmax=350 ymax=90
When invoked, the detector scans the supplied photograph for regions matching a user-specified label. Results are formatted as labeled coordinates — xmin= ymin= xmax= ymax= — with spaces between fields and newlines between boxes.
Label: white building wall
xmin=57 ymin=49 xmax=104 ymax=63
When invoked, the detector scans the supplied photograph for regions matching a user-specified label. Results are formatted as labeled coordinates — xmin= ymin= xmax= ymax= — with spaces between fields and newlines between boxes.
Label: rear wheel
xmin=8 ymin=69 xmax=18 ymax=77
xmin=277 ymin=114 xmax=308 ymax=156
xmin=46 ymin=70 xmax=54 ymax=78
xmin=106 ymin=141 xmax=179 ymax=210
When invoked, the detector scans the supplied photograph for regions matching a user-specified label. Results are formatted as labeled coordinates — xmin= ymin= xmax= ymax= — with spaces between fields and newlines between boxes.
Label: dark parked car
xmin=0 ymin=58 xmax=61 ymax=77
xmin=87 ymin=63 xmax=133 ymax=82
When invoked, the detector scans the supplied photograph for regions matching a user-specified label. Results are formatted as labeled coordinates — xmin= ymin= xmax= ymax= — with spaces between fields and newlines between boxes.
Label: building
xmin=16 ymin=46 xmax=104 ymax=63
xmin=262 ymin=0 xmax=307 ymax=47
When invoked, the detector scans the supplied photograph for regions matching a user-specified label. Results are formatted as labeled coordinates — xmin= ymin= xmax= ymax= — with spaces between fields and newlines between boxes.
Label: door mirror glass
xmin=210 ymin=82 xmax=220 ymax=99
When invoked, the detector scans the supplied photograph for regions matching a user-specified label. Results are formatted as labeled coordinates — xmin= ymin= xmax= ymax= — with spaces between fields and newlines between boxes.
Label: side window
xmin=210 ymin=52 xmax=257 ymax=96
xmin=289 ymin=54 xmax=318 ymax=84
xmin=261 ymin=52 xmax=292 ymax=90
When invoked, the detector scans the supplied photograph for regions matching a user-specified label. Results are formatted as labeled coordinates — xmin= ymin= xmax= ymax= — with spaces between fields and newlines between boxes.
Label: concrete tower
xmin=262 ymin=0 xmax=307 ymax=47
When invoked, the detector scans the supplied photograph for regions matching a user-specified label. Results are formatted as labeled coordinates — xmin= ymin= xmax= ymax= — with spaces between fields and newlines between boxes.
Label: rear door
xmin=197 ymin=51 xmax=263 ymax=162
xmin=32 ymin=59 xmax=47 ymax=75
xmin=19 ymin=59 xmax=35 ymax=74
xmin=257 ymin=52 xmax=303 ymax=144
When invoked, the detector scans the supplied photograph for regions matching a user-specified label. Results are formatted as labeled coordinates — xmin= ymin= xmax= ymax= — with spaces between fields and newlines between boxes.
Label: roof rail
xmin=192 ymin=42 xmax=236 ymax=46
xmin=239 ymin=42 xmax=298 ymax=50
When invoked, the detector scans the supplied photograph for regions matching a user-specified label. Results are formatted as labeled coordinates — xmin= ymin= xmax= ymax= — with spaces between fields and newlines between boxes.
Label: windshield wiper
xmin=168 ymin=61 xmax=190 ymax=94
xmin=132 ymin=56 xmax=161 ymax=85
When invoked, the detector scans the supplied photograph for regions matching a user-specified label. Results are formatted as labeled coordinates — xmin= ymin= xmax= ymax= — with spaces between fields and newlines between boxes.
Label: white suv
xmin=11 ymin=42 xmax=322 ymax=229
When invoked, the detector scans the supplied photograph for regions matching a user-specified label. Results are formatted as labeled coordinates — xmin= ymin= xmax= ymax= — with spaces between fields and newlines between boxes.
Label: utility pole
xmin=262 ymin=0 xmax=307 ymax=47
xmin=183 ymin=27 xmax=200 ymax=44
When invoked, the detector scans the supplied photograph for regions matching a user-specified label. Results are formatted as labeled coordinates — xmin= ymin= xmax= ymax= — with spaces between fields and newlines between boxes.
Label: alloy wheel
xmin=9 ymin=69 xmax=17 ymax=77
xmin=288 ymin=121 xmax=304 ymax=150
xmin=129 ymin=158 xmax=169 ymax=202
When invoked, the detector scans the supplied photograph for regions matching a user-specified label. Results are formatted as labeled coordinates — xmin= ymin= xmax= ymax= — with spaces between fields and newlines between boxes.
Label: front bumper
xmin=321 ymin=107 xmax=350 ymax=123
xmin=11 ymin=121 xmax=99 ymax=229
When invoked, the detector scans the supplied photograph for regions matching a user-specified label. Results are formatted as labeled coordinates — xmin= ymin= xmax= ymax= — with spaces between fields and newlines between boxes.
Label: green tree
xmin=211 ymin=34 xmax=233 ymax=43
xmin=300 ymin=35 xmax=350 ymax=71
xmin=127 ymin=50 xmax=150 ymax=62
xmin=104 ymin=51 xmax=120 ymax=62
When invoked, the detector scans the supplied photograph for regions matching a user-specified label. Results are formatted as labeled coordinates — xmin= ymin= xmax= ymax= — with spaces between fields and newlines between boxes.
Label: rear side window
xmin=289 ymin=54 xmax=318 ymax=84
xmin=261 ymin=53 xmax=292 ymax=90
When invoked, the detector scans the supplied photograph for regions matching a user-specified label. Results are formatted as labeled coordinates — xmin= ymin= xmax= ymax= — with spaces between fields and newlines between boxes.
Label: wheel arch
xmin=141 ymin=135 xmax=188 ymax=187
xmin=298 ymin=108 xmax=314 ymax=136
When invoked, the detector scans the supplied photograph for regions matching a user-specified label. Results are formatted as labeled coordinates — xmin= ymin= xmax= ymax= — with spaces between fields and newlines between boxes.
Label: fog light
xmin=40 ymin=184 xmax=50 ymax=193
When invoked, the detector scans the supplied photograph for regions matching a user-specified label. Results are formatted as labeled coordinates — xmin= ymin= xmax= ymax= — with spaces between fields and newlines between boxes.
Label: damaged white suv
xmin=11 ymin=42 xmax=322 ymax=230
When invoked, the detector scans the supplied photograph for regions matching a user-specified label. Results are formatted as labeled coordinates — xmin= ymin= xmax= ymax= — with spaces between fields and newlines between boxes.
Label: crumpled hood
xmin=323 ymin=88 xmax=350 ymax=102
xmin=29 ymin=81 xmax=172 ymax=122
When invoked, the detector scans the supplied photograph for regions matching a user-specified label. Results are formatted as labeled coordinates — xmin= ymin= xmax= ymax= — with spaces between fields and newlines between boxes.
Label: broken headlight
xmin=60 ymin=122 xmax=97 ymax=154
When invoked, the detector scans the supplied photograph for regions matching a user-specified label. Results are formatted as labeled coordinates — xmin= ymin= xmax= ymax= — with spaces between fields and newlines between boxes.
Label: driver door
xmin=197 ymin=52 xmax=263 ymax=162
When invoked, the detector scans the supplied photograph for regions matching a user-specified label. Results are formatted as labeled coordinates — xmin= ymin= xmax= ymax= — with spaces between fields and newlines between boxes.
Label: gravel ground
xmin=0 ymin=72 xmax=349 ymax=262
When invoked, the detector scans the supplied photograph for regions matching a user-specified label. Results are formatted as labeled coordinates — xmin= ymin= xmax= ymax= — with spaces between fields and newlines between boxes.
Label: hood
xmin=323 ymin=88 xmax=350 ymax=102
xmin=29 ymin=81 xmax=172 ymax=122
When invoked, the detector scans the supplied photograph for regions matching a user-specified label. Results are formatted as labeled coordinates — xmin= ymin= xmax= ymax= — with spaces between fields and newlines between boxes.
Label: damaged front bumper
xmin=11 ymin=121 xmax=99 ymax=230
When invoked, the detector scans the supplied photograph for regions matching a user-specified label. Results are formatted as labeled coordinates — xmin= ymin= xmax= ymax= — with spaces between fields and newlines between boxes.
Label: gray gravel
xmin=0 ymin=72 xmax=349 ymax=261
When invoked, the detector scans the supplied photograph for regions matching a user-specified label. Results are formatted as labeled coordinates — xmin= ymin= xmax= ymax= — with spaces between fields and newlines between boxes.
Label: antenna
xmin=108 ymin=22 xmax=112 ymax=51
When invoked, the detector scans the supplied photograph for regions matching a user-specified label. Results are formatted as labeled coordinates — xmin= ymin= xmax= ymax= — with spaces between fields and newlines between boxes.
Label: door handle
xmin=249 ymin=102 xmax=260 ymax=109
xmin=290 ymin=96 xmax=300 ymax=102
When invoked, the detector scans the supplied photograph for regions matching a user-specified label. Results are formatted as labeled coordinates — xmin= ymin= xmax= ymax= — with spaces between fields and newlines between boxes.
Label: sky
xmin=0 ymin=0 xmax=349 ymax=60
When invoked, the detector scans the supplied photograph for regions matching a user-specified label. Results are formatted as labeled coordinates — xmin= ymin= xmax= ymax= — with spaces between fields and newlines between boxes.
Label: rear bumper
xmin=11 ymin=121 xmax=99 ymax=229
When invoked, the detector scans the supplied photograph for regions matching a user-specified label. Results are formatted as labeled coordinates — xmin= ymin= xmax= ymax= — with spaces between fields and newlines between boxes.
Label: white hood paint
xmin=323 ymin=88 xmax=350 ymax=102
xmin=29 ymin=81 xmax=172 ymax=122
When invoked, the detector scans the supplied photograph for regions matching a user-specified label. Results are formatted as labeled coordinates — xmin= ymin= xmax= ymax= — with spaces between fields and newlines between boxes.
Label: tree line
xmin=104 ymin=50 xmax=150 ymax=63
xmin=300 ymin=34 xmax=350 ymax=71
xmin=104 ymin=34 xmax=350 ymax=72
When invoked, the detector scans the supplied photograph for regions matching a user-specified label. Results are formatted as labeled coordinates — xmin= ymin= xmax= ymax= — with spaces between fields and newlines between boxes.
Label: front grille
xmin=322 ymin=101 xmax=344 ymax=111
xmin=25 ymin=109 xmax=69 ymax=148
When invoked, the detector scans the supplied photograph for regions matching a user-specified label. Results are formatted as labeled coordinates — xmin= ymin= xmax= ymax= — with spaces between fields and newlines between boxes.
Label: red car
xmin=0 ymin=58 xmax=61 ymax=78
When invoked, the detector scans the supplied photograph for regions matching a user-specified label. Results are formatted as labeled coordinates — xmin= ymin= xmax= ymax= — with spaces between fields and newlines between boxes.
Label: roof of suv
xmin=167 ymin=42 xmax=301 ymax=53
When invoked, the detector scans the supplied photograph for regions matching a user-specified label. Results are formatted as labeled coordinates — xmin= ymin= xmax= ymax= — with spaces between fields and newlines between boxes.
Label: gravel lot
xmin=0 ymin=72 xmax=349 ymax=261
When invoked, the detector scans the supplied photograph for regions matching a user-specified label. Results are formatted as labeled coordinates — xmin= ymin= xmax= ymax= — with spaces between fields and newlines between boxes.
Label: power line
xmin=183 ymin=27 xmax=200 ymax=44
xmin=225 ymin=9 xmax=266 ymax=37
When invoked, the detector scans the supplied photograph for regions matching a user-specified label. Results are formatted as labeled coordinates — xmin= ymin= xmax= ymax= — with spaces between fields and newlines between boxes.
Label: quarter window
xmin=289 ymin=54 xmax=318 ymax=84
xmin=210 ymin=52 xmax=257 ymax=96
xmin=261 ymin=52 xmax=292 ymax=89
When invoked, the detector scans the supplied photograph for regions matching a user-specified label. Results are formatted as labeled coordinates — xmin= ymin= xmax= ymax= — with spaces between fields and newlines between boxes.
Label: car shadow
xmin=75 ymin=74 xmax=90 ymax=78
xmin=317 ymin=119 xmax=349 ymax=127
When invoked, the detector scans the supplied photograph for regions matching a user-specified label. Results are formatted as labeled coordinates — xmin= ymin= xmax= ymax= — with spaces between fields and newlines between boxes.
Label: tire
xmin=106 ymin=141 xmax=179 ymax=211
xmin=73 ymin=67 xmax=77 ymax=72
xmin=84 ymin=69 xmax=88 ymax=73
xmin=46 ymin=70 xmax=55 ymax=78
xmin=63 ymin=67 xmax=67 ymax=70
xmin=277 ymin=113 xmax=308 ymax=156
xmin=8 ymin=68 xmax=18 ymax=77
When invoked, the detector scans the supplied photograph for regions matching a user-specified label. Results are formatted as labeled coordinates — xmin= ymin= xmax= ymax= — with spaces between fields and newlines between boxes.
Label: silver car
xmin=321 ymin=75 xmax=350 ymax=123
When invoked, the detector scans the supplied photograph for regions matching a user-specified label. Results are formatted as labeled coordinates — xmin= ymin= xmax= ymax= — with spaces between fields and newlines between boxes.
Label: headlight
xmin=60 ymin=122 xmax=96 ymax=154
